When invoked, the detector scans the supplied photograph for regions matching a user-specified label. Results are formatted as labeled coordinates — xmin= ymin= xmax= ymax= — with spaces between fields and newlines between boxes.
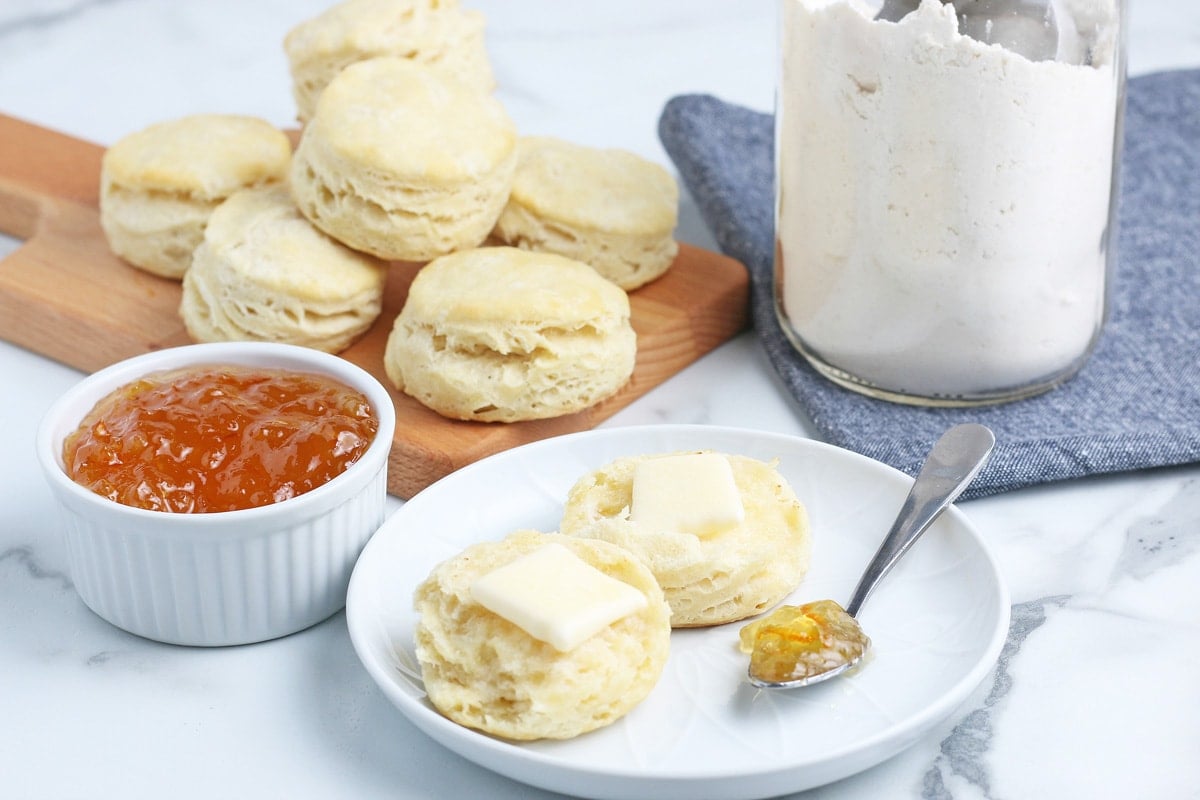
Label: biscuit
xmin=100 ymin=114 xmax=292 ymax=279
xmin=180 ymin=186 xmax=388 ymax=353
xmin=383 ymin=246 xmax=636 ymax=422
xmin=560 ymin=451 xmax=811 ymax=627
xmin=414 ymin=529 xmax=672 ymax=741
xmin=290 ymin=57 xmax=516 ymax=262
xmin=492 ymin=136 xmax=680 ymax=290
xmin=284 ymin=0 xmax=494 ymax=124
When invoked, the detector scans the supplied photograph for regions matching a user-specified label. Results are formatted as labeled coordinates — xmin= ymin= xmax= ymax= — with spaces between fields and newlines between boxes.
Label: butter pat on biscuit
xmin=471 ymin=542 xmax=647 ymax=652
xmin=631 ymin=453 xmax=745 ymax=537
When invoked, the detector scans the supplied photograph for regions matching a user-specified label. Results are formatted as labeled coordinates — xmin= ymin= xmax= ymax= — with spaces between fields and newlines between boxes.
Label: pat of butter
xmin=630 ymin=453 xmax=744 ymax=537
xmin=470 ymin=542 xmax=647 ymax=652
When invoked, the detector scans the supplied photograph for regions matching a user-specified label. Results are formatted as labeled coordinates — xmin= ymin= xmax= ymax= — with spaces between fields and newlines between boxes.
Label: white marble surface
xmin=2 ymin=2 xmax=1199 ymax=798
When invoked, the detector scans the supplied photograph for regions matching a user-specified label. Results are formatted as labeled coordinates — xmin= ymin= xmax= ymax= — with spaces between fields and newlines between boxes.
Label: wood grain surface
xmin=0 ymin=113 xmax=750 ymax=498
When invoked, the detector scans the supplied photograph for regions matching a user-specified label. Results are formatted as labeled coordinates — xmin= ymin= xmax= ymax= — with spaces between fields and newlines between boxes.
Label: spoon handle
xmin=844 ymin=423 xmax=995 ymax=618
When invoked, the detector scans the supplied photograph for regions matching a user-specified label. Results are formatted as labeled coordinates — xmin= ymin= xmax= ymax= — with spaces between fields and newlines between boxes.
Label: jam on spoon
xmin=742 ymin=423 xmax=995 ymax=689
xmin=739 ymin=599 xmax=870 ymax=686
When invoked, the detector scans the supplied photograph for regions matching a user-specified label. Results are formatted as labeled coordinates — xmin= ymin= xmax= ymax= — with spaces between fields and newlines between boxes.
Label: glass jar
xmin=773 ymin=0 xmax=1126 ymax=406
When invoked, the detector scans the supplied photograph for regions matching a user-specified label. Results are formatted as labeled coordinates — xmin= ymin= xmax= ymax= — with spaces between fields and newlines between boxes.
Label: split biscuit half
xmin=560 ymin=451 xmax=811 ymax=627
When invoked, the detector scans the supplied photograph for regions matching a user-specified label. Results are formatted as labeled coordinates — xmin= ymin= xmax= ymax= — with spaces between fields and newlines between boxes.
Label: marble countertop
xmin=2 ymin=2 xmax=1198 ymax=798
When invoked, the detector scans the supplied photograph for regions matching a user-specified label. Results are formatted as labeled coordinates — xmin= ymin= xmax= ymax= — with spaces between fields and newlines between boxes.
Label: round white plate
xmin=346 ymin=425 xmax=1010 ymax=800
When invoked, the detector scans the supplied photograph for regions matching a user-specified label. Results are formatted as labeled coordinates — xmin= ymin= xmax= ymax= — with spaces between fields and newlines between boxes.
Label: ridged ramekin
xmin=35 ymin=342 xmax=396 ymax=646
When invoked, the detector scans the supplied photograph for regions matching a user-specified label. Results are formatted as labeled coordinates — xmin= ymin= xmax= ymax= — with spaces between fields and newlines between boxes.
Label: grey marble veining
xmin=1116 ymin=477 xmax=1200 ymax=581
xmin=1 ymin=545 xmax=73 ymax=590
xmin=924 ymin=595 xmax=1071 ymax=800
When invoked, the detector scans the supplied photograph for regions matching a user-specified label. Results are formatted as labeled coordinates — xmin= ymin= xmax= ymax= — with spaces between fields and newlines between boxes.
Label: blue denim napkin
xmin=658 ymin=69 xmax=1200 ymax=498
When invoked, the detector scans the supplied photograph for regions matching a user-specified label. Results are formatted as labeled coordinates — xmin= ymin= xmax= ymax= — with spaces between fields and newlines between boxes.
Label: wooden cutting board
xmin=0 ymin=113 xmax=749 ymax=499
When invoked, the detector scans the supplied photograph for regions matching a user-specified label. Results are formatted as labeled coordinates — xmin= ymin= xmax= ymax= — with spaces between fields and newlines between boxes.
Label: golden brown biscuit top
xmin=402 ymin=247 xmax=631 ymax=325
xmin=308 ymin=57 xmax=514 ymax=181
xmin=509 ymin=136 xmax=679 ymax=236
xmin=102 ymin=114 xmax=292 ymax=198
xmin=284 ymin=0 xmax=470 ymax=61
xmin=204 ymin=186 xmax=386 ymax=301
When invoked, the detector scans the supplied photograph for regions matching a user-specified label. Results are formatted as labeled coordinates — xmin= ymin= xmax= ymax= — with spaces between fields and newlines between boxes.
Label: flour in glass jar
xmin=774 ymin=0 xmax=1123 ymax=401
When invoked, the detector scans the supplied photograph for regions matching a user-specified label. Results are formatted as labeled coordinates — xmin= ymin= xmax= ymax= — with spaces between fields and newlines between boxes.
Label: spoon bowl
xmin=746 ymin=423 xmax=995 ymax=689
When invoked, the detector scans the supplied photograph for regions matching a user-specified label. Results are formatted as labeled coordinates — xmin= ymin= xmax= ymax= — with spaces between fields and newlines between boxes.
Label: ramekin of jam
xmin=36 ymin=342 xmax=396 ymax=646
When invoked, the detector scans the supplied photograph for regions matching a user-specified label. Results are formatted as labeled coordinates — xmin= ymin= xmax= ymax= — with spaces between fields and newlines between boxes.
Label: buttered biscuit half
xmin=413 ymin=529 xmax=672 ymax=741
xmin=560 ymin=451 xmax=811 ymax=627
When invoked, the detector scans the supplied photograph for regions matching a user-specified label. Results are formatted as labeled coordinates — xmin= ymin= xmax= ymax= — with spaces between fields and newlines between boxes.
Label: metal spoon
xmin=747 ymin=423 xmax=995 ymax=689
xmin=876 ymin=0 xmax=1060 ymax=62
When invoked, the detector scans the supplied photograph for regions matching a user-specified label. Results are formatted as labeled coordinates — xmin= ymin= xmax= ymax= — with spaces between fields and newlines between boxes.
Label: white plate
xmin=346 ymin=425 xmax=1010 ymax=800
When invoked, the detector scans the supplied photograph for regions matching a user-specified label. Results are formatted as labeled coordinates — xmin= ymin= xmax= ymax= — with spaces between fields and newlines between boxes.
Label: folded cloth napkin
xmin=659 ymin=68 xmax=1200 ymax=499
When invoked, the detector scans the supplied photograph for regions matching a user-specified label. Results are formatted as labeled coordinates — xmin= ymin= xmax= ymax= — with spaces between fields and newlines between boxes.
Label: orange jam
xmin=738 ymin=599 xmax=871 ymax=684
xmin=63 ymin=364 xmax=379 ymax=513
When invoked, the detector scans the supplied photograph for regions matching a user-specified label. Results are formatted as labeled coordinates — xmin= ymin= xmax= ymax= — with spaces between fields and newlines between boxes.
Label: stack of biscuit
xmin=96 ymin=0 xmax=681 ymax=400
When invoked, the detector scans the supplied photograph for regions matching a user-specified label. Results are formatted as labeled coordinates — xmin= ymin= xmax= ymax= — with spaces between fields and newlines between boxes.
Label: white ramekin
xmin=35 ymin=342 xmax=396 ymax=646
